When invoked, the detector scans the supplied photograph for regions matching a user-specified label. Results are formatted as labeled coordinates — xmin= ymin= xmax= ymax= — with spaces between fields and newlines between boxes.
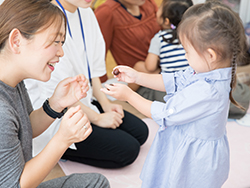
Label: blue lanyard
xmin=55 ymin=0 xmax=92 ymax=86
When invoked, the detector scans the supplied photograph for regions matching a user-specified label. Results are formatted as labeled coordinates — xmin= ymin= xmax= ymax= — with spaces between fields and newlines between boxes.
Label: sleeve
xmin=148 ymin=32 xmax=161 ymax=56
xmin=0 ymin=105 xmax=25 ymax=187
xmin=95 ymin=4 xmax=114 ymax=55
xmin=151 ymin=80 xmax=220 ymax=127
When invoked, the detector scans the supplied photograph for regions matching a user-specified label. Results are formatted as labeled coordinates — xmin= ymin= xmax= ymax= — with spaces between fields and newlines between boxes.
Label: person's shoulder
xmin=152 ymin=30 xmax=161 ymax=39
xmin=79 ymin=7 xmax=95 ymax=16
xmin=0 ymin=98 xmax=17 ymax=132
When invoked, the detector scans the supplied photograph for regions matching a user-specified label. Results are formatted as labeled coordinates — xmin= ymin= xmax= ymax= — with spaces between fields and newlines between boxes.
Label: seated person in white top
xmin=25 ymin=0 xmax=148 ymax=168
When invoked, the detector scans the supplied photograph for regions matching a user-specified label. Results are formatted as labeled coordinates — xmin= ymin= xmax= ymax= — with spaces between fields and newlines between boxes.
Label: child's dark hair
xmin=178 ymin=0 xmax=249 ymax=110
xmin=161 ymin=0 xmax=192 ymax=43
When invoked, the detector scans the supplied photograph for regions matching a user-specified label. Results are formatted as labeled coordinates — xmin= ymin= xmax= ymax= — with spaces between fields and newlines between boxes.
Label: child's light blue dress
xmin=140 ymin=67 xmax=232 ymax=188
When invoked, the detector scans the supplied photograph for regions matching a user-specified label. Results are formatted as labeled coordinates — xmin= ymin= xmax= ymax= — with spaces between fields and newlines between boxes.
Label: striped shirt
xmin=148 ymin=29 xmax=189 ymax=73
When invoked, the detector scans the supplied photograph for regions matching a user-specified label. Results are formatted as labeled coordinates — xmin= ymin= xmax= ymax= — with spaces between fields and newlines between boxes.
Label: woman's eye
xmin=54 ymin=41 xmax=64 ymax=46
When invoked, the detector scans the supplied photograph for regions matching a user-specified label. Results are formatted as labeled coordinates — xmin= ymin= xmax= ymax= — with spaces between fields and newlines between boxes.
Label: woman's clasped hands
xmin=51 ymin=74 xmax=92 ymax=146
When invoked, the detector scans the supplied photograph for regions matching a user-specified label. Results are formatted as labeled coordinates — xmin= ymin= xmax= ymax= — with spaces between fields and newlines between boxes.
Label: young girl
xmin=141 ymin=0 xmax=192 ymax=74
xmin=101 ymin=1 xmax=249 ymax=187
xmin=0 ymin=0 xmax=109 ymax=187
xmin=25 ymin=0 xmax=148 ymax=169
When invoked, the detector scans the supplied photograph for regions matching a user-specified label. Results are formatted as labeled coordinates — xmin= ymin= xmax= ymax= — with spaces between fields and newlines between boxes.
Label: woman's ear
xmin=8 ymin=28 xmax=22 ymax=54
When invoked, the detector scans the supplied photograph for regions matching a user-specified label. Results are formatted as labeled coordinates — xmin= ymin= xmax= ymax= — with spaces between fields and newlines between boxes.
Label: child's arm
xmin=101 ymin=83 xmax=152 ymax=118
xmin=145 ymin=53 xmax=160 ymax=73
xmin=113 ymin=66 xmax=166 ymax=92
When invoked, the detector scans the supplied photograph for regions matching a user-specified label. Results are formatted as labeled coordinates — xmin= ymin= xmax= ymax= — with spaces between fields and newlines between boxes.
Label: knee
xmin=139 ymin=122 xmax=149 ymax=145
xmin=83 ymin=173 xmax=110 ymax=188
xmin=117 ymin=140 xmax=140 ymax=168
xmin=96 ymin=173 xmax=110 ymax=188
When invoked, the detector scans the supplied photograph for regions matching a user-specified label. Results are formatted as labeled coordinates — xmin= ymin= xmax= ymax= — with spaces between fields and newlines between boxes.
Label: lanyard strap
xmin=55 ymin=0 xmax=92 ymax=85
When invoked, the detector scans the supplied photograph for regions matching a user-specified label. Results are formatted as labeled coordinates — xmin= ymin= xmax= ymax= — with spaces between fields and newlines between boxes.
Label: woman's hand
xmin=49 ymin=74 xmax=89 ymax=112
xmin=101 ymin=83 xmax=133 ymax=102
xmin=112 ymin=66 xmax=139 ymax=84
xmin=102 ymin=102 xmax=124 ymax=118
xmin=56 ymin=105 xmax=92 ymax=146
xmin=95 ymin=112 xmax=123 ymax=129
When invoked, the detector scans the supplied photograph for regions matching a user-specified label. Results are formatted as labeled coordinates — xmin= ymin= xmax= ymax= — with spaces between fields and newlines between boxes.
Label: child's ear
xmin=206 ymin=48 xmax=217 ymax=64
xmin=164 ymin=18 xmax=170 ymax=26
xmin=8 ymin=28 xmax=22 ymax=54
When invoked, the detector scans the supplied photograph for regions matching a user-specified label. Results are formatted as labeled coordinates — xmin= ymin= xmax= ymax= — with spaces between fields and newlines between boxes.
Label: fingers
xmin=115 ymin=105 xmax=124 ymax=118
xmin=64 ymin=105 xmax=81 ymax=119
xmin=78 ymin=118 xmax=92 ymax=138
xmin=64 ymin=106 xmax=92 ymax=142
xmin=109 ymin=112 xmax=123 ymax=129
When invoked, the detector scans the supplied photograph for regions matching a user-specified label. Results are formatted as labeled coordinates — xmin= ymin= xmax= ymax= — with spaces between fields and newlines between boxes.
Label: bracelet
xmin=42 ymin=99 xmax=67 ymax=119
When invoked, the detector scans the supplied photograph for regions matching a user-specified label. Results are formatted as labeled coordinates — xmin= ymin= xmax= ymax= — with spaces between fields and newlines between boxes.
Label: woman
xmin=0 ymin=0 xmax=109 ymax=187
xmin=25 ymin=0 xmax=149 ymax=169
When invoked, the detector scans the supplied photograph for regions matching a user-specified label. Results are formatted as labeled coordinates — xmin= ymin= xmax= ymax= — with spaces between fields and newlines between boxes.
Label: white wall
xmin=239 ymin=0 xmax=250 ymax=25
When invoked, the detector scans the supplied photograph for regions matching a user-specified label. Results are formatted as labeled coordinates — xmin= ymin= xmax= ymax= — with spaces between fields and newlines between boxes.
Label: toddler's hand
xmin=101 ymin=83 xmax=133 ymax=102
xmin=112 ymin=66 xmax=138 ymax=84
xmin=57 ymin=105 xmax=92 ymax=146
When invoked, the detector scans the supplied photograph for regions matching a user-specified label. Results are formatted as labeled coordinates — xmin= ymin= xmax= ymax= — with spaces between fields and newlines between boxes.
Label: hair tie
xmin=171 ymin=24 xmax=176 ymax=30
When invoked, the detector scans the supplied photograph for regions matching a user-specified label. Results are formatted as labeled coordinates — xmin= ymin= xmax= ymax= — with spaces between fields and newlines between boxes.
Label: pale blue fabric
xmin=140 ymin=66 xmax=232 ymax=188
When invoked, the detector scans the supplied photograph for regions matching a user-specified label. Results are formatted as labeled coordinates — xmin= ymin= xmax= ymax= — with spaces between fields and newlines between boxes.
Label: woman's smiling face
xmin=20 ymin=22 xmax=65 ymax=82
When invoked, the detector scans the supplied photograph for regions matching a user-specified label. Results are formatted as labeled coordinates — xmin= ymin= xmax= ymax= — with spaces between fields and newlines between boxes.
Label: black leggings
xmin=61 ymin=101 xmax=148 ymax=168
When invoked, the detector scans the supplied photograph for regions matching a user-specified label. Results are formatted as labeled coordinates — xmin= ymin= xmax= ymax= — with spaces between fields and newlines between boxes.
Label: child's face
xmin=182 ymin=39 xmax=210 ymax=73
xmin=156 ymin=5 xmax=163 ymax=26
xmin=20 ymin=23 xmax=65 ymax=82
xmin=156 ymin=4 xmax=170 ymax=29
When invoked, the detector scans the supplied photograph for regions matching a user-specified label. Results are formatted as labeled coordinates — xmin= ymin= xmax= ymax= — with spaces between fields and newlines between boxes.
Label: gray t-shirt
xmin=0 ymin=81 xmax=33 ymax=188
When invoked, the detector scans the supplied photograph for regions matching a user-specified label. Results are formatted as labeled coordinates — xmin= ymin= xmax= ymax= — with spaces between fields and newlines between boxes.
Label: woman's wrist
xmin=48 ymin=98 xmax=65 ymax=113
xmin=43 ymin=98 xmax=67 ymax=119
xmin=52 ymin=132 xmax=71 ymax=152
